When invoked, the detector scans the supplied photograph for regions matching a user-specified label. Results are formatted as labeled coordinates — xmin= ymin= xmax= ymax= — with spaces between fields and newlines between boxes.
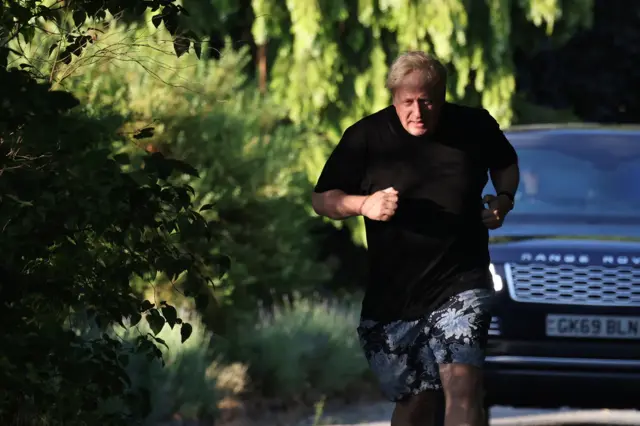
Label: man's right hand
xmin=360 ymin=187 xmax=399 ymax=221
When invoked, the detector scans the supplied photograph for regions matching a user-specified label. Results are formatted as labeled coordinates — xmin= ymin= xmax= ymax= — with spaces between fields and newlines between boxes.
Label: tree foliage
xmin=249 ymin=0 xmax=593 ymax=133
xmin=0 ymin=1 xmax=219 ymax=424
xmin=0 ymin=0 xmax=201 ymax=66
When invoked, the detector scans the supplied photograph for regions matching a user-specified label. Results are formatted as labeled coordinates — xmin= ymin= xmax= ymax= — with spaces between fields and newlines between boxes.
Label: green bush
xmin=120 ymin=311 xmax=221 ymax=424
xmin=1 ymin=5 xmax=219 ymax=424
xmin=0 ymin=95 xmax=218 ymax=425
xmin=48 ymin=23 xmax=335 ymax=325
xmin=74 ymin=309 xmax=242 ymax=424
xmin=227 ymin=294 xmax=369 ymax=400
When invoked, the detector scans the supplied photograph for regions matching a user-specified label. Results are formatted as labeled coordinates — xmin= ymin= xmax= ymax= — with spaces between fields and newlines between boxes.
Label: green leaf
xmin=146 ymin=312 xmax=165 ymax=335
xmin=167 ymin=159 xmax=199 ymax=177
xmin=73 ymin=9 xmax=86 ymax=27
xmin=151 ymin=335 xmax=169 ymax=349
xmin=151 ymin=13 xmax=162 ymax=28
xmin=180 ymin=322 xmax=192 ymax=343
xmin=19 ymin=26 xmax=36 ymax=44
xmin=139 ymin=300 xmax=154 ymax=312
xmin=144 ymin=152 xmax=173 ymax=180
xmin=48 ymin=43 xmax=58 ymax=56
xmin=161 ymin=305 xmax=177 ymax=329
xmin=163 ymin=12 xmax=179 ymax=35
xmin=199 ymin=203 xmax=214 ymax=212
xmin=174 ymin=186 xmax=192 ymax=208
xmin=130 ymin=312 xmax=142 ymax=326
xmin=59 ymin=49 xmax=72 ymax=65
xmin=173 ymin=36 xmax=190 ymax=57
xmin=38 ymin=5 xmax=56 ymax=19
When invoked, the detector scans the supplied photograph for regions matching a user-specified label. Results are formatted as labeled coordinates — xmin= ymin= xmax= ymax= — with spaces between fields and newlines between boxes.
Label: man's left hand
xmin=481 ymin=194 xmax=512 ymax=230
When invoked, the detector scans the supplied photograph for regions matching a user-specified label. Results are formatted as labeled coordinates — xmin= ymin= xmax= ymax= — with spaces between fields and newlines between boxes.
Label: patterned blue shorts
xmin=357 ymin=288 xmax=494 ymax=402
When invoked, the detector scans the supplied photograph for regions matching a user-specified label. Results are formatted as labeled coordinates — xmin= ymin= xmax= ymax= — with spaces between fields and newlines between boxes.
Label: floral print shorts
xmin=356 ymin=288 xmax=494 ymax=402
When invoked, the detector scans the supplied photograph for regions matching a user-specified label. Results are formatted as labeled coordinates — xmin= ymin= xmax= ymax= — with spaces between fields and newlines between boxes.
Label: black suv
xmin=483 ymin=125 xmax=640 ymax=412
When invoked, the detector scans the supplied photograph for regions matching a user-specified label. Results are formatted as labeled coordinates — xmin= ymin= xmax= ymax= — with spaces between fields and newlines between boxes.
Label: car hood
xmin=490 ymin=221 xmax=640 ymax=239
xmin=489 ymin=224 xmax=640 ymax=266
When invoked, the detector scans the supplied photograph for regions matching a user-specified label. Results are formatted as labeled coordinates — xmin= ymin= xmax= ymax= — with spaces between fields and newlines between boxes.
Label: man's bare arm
xmin=490 ymin=162 xmax=520 ymax=197
xmin=311 ymin=190 xmax=367 ymax=220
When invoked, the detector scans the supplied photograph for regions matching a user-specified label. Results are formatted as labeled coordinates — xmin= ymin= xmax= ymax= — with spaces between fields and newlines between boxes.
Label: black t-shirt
xmin=314 ymin=102 xmax=518 ymax=322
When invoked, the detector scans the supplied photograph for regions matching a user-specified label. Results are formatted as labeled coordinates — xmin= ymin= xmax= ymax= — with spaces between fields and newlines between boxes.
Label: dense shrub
xmin=227 ymin=294 xmax=369 ymax=401
xmin=0 ymin=3 xmax=218 ymax=425
xmin=73 ymin=309 xmax=248 ymax=425
xmin=123 ymin=315 xmax=221 ymax=423
xmin=44 ymin=23 xmax=336 ymax=326
xmin=0 ymin=91 xmax=225 ymax=424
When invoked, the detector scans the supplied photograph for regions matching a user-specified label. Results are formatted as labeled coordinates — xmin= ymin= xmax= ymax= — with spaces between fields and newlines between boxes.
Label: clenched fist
xmin=360 ymin=187 xmax=399 ymax=221
xmin=481 ymin=193 xmax=513 ymax=229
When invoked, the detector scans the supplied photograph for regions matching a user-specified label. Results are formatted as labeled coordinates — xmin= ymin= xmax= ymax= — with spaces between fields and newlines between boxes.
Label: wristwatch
xmin=496 ymin=191 xmax=515 ymax=211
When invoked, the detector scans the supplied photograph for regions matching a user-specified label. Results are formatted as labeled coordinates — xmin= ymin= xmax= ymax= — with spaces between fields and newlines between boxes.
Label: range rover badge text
xmin=519 ymin=253 xmax=640 ymax=265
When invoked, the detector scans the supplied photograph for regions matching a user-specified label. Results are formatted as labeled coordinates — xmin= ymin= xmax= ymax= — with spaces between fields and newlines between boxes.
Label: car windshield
xmin=484 ymin=130 xmax=640 ymax=221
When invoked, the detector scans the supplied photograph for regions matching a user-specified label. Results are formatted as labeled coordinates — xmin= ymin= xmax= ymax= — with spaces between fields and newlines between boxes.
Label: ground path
xmin=297 ymin=402 xmax=640 ymax=426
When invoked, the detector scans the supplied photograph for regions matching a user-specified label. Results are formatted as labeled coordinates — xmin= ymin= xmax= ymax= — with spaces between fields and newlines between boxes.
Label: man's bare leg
xmin=439 ymin=363 xmax=485 ymax=426
xmin=391 ymin=390 xmax=444 ymax=426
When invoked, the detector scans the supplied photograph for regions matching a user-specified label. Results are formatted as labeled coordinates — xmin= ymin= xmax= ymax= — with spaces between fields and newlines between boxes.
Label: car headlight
xmin=489 ymin=263 xmax=503 ymax=292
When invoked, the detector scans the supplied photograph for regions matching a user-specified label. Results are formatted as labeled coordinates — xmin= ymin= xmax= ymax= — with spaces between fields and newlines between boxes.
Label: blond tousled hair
xmin=386 ymin=51 xmax=447 ymax=98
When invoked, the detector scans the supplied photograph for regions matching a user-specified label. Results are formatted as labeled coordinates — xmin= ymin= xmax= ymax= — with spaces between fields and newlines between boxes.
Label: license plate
xmin=546 ymin=314 xmax=640 ymax=339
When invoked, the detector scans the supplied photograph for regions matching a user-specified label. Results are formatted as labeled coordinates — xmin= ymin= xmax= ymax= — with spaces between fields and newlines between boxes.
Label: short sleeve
xmin=314 ymin=125 xmax=367 ymax=195
xmin=481 ymin=109 xmax=518 ymax=170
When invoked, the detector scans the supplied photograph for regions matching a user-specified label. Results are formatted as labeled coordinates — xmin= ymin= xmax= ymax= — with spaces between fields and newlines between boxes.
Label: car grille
xmin=504 ymin=263 xmax=640 ymax=306
xmin=488 ymin=316 xmax=501 ymax=336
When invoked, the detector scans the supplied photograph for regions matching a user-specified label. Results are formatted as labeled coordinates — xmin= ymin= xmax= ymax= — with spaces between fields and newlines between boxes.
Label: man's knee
xmin=439 ymin=363 xmax=483 ymax=409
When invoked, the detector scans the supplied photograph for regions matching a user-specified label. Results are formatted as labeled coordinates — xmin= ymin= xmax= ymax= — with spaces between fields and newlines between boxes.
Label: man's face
xmin=392 ymin=71 xmax=444 ymax=137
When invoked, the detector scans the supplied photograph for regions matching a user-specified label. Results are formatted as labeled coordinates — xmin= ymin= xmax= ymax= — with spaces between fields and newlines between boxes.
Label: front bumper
xmin=484 ymin=275 xmax=640 ymax=409
xmin=484 ymin=350 xmax=640 ymax=409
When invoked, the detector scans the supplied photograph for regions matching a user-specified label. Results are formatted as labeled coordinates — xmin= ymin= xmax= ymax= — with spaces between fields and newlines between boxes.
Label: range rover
xmin=483 ymin=125 xmax=640 ymax=414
